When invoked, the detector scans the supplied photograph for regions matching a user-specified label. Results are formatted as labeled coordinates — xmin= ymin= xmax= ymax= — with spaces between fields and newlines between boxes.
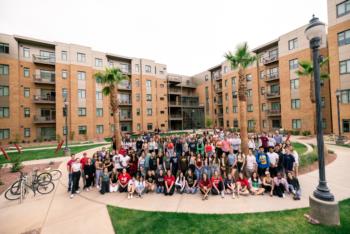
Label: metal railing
xmin=266 ymin=92 xmax=280 ymax=99
xmin=169 ymin=101 xmax=181 ymax=106
xmin=32 ymin=55 xmax=55 ymax=65
xmin=33 ymin=115 xmax=56 ymax=123
xmin=169 ymin=88 xmax=182 ymax=94
xmin=33 ymin=95 xmax=56 ymax=102
xmin=266 ymin=109 xmax=281 ymax=116
xmin=118 ymin=100 xmax=132 ymax=105
xmin=266 ymin=72 xmax=279 ymax=81
xmin=263 ymin=55 xmax=278 ymax=65
xmin=120 ymin=115 xmax=132 ymax=121
xmin=169 ymin=113 xmax=182 ymax=119
xmin=33 ymin=74 xmax=55 ymax=84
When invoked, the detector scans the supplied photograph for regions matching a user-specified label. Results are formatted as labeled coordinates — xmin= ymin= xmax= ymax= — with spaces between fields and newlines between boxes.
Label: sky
xmin=0 ymin=0 xmax=327 ymax=76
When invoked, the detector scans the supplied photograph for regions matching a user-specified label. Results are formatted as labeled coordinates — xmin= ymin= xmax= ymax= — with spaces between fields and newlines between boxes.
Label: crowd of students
xmin=66 ymin=130 xmax=301 ymax=201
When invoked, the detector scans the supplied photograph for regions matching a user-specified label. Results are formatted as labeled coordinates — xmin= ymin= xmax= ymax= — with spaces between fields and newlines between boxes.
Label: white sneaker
xmin=76 ymin=190 xmax=80 ymax=194
xmin=70 ymin=194 xmax=74 ymax=199
xmin=282 ymin=194 xmax=285 ymax=198
xmin=221 ymin=191 xmax=225 ymax=198
xmin=131 ymin=195 xmax=133 ymax=199
xmin=86 ymin=188 xmax=89 ymax=192
xmin=97 ymin=185 xmax=100 ymax=189
xmin=232 ymin=193 xmax=236 ymax=199
xmin=127 ymin=194 xmax=130 ymax=199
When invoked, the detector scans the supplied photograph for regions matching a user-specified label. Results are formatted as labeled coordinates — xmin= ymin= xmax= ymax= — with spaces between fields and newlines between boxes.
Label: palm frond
xmin=102 ymin=86 xmax=110 ymax=96
xmin=225 ymin=42 xmax=255 ymax=70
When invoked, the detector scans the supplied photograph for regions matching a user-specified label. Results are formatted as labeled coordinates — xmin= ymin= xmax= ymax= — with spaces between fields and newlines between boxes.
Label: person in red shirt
xmin=199 ymin=173 xmax=212 ymax=200
xmin=67 ymin=154 xmax=76 ymax=192
xmin=118 ymin=168 xmax=131 ymax=192
xmin=211 ymin=170 xmax=225 ymax=198
xmin=164 ymin=170 xmax=175 ymax=196
xmin=236 ymin=172 xmax=250 ymax=197
xmin=260 ymin=132 xmax=269 ymax=153
xmin=80 ymin=152 xmax=89 ymax=186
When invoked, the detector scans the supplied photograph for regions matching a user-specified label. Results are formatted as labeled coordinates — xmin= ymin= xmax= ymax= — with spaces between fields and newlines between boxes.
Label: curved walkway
xmin=0 ymin=137 xmax=350 ymax=234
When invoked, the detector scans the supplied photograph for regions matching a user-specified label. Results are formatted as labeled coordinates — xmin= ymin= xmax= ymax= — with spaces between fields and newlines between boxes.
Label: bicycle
xmin=44 ymin=167 xmax=62 ymax=181
xmin=4 ymin=170 xmax=55 ymax=201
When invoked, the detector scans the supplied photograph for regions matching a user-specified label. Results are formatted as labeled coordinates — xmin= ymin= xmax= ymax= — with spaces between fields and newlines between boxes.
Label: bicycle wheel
xmin=9 ymin=180 xmax=21 ymax=195
xmin=4 ymin=188 xmax=20 ymax=200
xmin=37 ymin=172 xmax=52 ymax=185
xmin=50 ymin=170 xmax=62 ymax=181
xmin=37 ymin=181 xmax=55 ymax=194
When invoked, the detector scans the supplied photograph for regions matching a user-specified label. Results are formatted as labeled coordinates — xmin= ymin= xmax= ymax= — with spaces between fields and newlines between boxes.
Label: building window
xmin=24 ymin=108 xmax=30 ymax=117
xmin=95 ymin=58 xmax=103 ymax=67
xmin=231 ymin=77 xmax=236 ymax=85
xmin=343 ymin=119 xmax=350 ymax=132
xmin=248 ymin=120 xmax=255 ymax=129
xmin=259 ymin=71 xmax=264 ymax=79
xmin=24 ymin=128 xmax=30 ymax=137
xmin=322 ymin=119 xmax=327 ymax=129
xmin=291 ymin=99 xmax=301 ymax=109
xmin=337 ymin=0 xmax=350 ymax=17
xmin=340 ymin=59 xmax=350 ymax=74
xmin=137 ymin=123 xmax=141 ymax=131
xmin=233 ymin=119 xmax=239 ymax=128
xmin=145 ymin=65 xmax=152 ymax=73
xmin=292 ymin=119 xmax=301 ymax=129
xmin=321 ymin=97 xmax=325 ymax=108
xmin=0 ymin=64 xmax=9 ymax=76
xmin=147 ymin=123 xmax=153 ymax=130
xmin=0 ymin=86 xmax=9 ymax=96
xmin=223 ymin=66 xmax=228 ymax=74
xmin=136 ymin=108 xmax=140 ymax=116
xmin=261 ymin=87 xmax=265 ymax=95
xmin=135 ymin=64 xmax=140 ymax=72
xmin=146 ymin=94 xmax=152 ymax=101
xmin=160 ymin=110 xmax=165 ymax=114
xmin=247 ymin=104 xmax=253 ymax=112
xmin=271 ymin=102 xmax=280 ymax=110
xmin=62 ymin=88 xmax=67 ymax=98
xmin=288 ymin=38 xmax=298 ymax=50
xmin=78 ymin=107 xmax=87 ymax=116
xmin=23 ymin=67 xmax=30 ymax=77
xmin=289 ymin=59 xmax=298 ymax=70
xmin=246 ymin=74 xmax=252 ymax=82
xmin=290 ymin=79 xmax=299 ymax=89
xmin=62 ymin=70 xmax=68 ymax=79
xmin=224 ymin=79 xmax=228 ymax=87
xmin=247 ymin=89 xmax=252 ymax=97
xmin=77 ymin=52 xmax=86 ymax=63
xmin=136 ymin=94 xmax=140 ymax=102
xmin=96 ymin=91 xmax=103 ymax=100
xmin=341 ymin=89 xmax=350 ymax=103
xmin=0 ymin=107 xmax=9 ymax=118
xmin=96 ymin=125 xmax=104 ymax=134
xmin=135 ymin=79 xmax=140 ymax=87
xmin=146 ymin=80 xmax=151 ymax=87
xmin=338 ymin=29 xmax=350 ymax=46
xmin=226 ymin=106 xmax=229 ymax=113
xmin=262 ymin=103 xmax=267 ymax=111
xmin=147 ymin=108 xmax=152 ymax=116
xmin=78 ymin=89 xmax=86 ymax=99
xmin=225 ymin=93 xmax=228 ymax=101
xmin=23 ymin=47 xmax=30 ymax=58
xmin=0 ymin=129 xmax=10 ymax=139
xmin=0 ymin=43 xmax=9 ymax=54
xmin=262 ymin=120 xmax=267 ymax=128
xmin=96 ymin=108 xmax=103 ymax=117
xmin=61 ymin=51 xmax=67 ymax=61
xmin=78 ymin=125 xmax=87 ymax=135
xmin=233 ymin=106 xmax=237 ymax=113
xmin=77 ymin=71 xmax=86 ymax=80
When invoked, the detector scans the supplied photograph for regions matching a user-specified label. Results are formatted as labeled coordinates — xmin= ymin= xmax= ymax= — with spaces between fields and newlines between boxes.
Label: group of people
xmin=66 ymin=130 xmax=301 ymax=201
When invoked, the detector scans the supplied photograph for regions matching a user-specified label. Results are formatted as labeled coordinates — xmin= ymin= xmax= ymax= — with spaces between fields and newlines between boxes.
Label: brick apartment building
xmin=0 ymin=0 xmax=349 ymax=144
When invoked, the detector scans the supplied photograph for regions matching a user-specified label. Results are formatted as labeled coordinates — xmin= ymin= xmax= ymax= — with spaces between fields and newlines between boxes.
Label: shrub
xmin=10 ymin=158 xmax=23 ymax=173
xmin=299 ymin=148 xmax=318 ymax=168
xmin=287 ymin=130 xmax=300 ymax=135
xmin=302 ymin=130 xmax=311 ymax=136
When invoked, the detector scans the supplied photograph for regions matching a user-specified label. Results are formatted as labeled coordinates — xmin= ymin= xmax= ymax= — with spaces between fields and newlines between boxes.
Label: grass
xmin=107 ymin=198 xmax=350 ymax=234
xmin=292 ymin=142 xmax=307 ymax=155
xmin=0 ymin=143 xmax=109 ymax=164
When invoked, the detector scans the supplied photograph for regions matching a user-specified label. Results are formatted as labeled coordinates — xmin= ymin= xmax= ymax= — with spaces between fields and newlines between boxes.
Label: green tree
xmin=94 ymin=68 xmax=128 ymax=149
xmin=296 ymin=58 xmax=329 ymax=103
xmin=205 ymin=117 xmax=213 ymax=128
xmin=225 ymin=43 xmax=256 ymax=155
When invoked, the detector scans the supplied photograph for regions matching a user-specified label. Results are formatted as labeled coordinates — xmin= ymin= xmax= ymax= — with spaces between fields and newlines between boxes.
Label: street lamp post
xmin=335 ymin=89 xmax=345 ymax=145
xmin=305 ymin=15 xmax=339 ymax=226
xmin=64 ymin=98 xmax=70 ymax=156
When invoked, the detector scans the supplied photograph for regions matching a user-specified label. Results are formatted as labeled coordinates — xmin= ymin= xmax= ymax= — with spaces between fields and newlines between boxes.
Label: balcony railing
xmin=215 ymin=86 xmax=223 ymax=93
xmin=169 ymin=101 xmax=182 ymax=106
xmin=118 ymin=84 xmax=132 ymax=90
xmin=266 ymin=109 xmax=281 ymax=116
xmin=182 ymin=101 xmax=200 ymax=107
xmin=33 ymin=74 xmax=55 ymax=84
xmin=217 ymin=100 xmax=223 ymax=105
xmin=266 ymin=92 xmax=280 ymax=99
xmin=33 ymin=95 xmax=56 ymax=104
xmin=263 ymin=55 xmax=278 ymax=65
xmin=120 ymin=115 xmax=132 ymax=121
xmin=169 ymin=113 xmax=182 ymax=119
xmin=119 ymin=100 xmax=132 ymax=106
xmin=265 ymin=72 xmax=279 ymax=82
xmin=33 ymin=115 xmax=56 ymax=123
xmin=169 ymin=88 xmax=182 ymax=94
xmin=168 ymin=75 xmax=182 ymax=83
xmin=33 ymin=55 xmax=55 ymax=65
xmin=121 ymin=68 xmax=131 ymax=75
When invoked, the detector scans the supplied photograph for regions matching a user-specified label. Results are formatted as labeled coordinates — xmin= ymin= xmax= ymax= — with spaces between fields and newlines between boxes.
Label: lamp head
xmin=305 ymin=15 xmax=325 ymax=41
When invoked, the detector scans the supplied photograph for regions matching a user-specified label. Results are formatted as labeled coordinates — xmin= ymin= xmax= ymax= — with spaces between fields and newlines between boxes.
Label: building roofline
xmin=14 ymin=35 xmax=56 ymax=48
xmin=251 ymin=39 xmax=279 ymax=53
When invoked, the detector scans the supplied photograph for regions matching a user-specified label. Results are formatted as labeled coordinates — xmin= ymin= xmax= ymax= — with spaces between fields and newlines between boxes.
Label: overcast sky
xmin=0 ymin=0 xmax=327 ymax=75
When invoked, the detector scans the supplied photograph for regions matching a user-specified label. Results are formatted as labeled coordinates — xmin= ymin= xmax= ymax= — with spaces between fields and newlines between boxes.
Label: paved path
xmin=0 ymin=137 xmax=349 ymax=234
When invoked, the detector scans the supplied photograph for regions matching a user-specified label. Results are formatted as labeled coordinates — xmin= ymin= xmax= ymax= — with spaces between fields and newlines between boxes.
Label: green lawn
xmin=0 ymin=143 xmax=109 ymax=164
xmin=107 ymin=199 xmax=350 ymax=234
xmin=292 ymin=142 xmax=307 ymax=155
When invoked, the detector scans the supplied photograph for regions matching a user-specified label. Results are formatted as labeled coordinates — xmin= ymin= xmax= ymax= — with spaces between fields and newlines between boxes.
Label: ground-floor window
xmin=272 ymin=119 xmax=281 ymax=129
xmin=147 ymin=123 xmax=153 ymax=131
xmin=343 ymin=119 xmax=350 ymax=133
xmin=78 ymin=126 xmax=87 ymax=135
xmin=292 ymin=119 xmax=301 ymax=129
xmin=0 ymin=128 xmax=10 ymax=139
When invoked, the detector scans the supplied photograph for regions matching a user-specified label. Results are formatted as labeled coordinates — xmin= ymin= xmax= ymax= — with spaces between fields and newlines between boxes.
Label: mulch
xmin=299 ymin=153 xmax=337 ymax=176
xmin=0 ymin=162 xmax=61 ymax=195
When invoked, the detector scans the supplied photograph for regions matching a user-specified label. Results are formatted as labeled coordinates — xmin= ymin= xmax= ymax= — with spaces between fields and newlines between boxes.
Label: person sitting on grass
xmin=145 ymin=170 xmax=156 ymax=193
xmin=249 ymin=171 xmax=265 ymax=195
xmin=127 ymin=176 xmax=136 ymax=199
xmin=118 ymin=168 xmax=131 ymax=193
xmin=164 ymin=170 xmax=175 ymax=196
xmin=185 ymin=169 xmax=198 ymax=194
xmin=287 ymin=171 xmax=301 ymax=200
xmin=175 ymin=171 xmax=186 ymax=194
xmin=156 ymin=169 xmax=165 ymax=194
xmin=211 ymin=170 xmax=225 ymax=198
xmin=135 ymin=175 xmax=146 ymax=198
xmin=271 ymin=172 xmax=289 ymax=198
xmin=100 ymin=168 xmax=110 ymax=194
xmin=109 ymin=168 xmax=119 ymax=192
xmin=224 ymin=173 xmax=236 ymax=199
xmin=262 ymin=171 xmax=273 ymax=196
xmin=199 ymin=173 xmax=212 ymax=200
xmin=236 ymin=172 xmax=250 ymax=197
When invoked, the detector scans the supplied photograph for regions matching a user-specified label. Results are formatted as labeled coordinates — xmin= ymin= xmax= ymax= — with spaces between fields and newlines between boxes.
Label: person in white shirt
xmin=248 ymin=135 xmax=256 ymax=152
xmin=120 ymin=154 xmax=131 ymax=169
xmin=135 ymin=176 xmax=146 ymax=198
xmin=231 ymin=134 xmax=241 ymax=154
xmin=175 ymin=171 xmax=186 ymax=194
xmin=127 ymin=176 xmax=135 ymax=199
xmin=112 ymin=153 xmax=123 ymax=172
xmin=70 ymin=158 xmax=82 ymax=198
xmin=268 ymin=134 xmax=276 ymax=148
xmin=245 ymin=149 xmax=257 ymax=179
xmin=267 ymin=147 xmax=279 ymax=177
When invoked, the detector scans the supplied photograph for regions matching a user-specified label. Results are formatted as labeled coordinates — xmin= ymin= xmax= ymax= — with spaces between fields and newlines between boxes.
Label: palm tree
xmin=296 ymin=58 xmax=329 ymax=103
xmin=94 ymin=68 xmax=128 ymax=149
xmin=225 ymin=42 xmax=256 ymax=155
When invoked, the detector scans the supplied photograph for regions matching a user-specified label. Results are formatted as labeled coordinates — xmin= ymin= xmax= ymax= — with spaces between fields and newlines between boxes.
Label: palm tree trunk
xmin=110 ymin=86 xmax=122 ymax=149
xmin=238 ymin=68 xmax=249 ymax=155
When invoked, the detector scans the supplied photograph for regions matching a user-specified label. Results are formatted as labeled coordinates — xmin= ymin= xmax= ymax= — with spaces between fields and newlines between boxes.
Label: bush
xmin=299 ymin=148 xmax=318 ymax=168
xmin=302 ymin=130 xmax=311 ymax=136
xmin=287 ymin=130 xmax=300 ymax=135
xmin=10 ymin=158 xmax=23 ymax=173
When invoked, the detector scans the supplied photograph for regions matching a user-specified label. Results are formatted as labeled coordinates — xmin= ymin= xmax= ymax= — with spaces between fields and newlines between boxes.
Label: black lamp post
xmin=305 ymin=15 xmax=334 ymax=202
xmin=335 ymin=89 xmax=344 ymax=144
xmin=64 ymin=98 xmax=70 ymax=156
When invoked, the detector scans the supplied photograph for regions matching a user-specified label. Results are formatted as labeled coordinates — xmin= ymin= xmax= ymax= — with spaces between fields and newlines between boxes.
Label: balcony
xmin=118 ymin=83 xmax=132 ymax=91
xmin=33 ymin=115 xmax=56 ymax=124
xmin=266 ymin=109 xmax=281 ymax=117
xmin=33 ymin=55 xmax=55 ymax=65
xmin=213 ymin=74 xmax=222 ymax=80
xmin=120 ymin=115 xmax=132 ymax=121
xmin=182 ymin=101 xmax=200 ymax=107
xmin=169 ymin=113 xmax=183 ymax=120
xmin=169 ymin=87 xmax=182 ymax=94
xmin=168 ymin=75 xmax=182 ymax=83
xmin=217 ymin=100 xmax=223 ymax=105
xmin=33 ymin=95 xmax=56 ymax=104
xmin=121 ymin=68 xmax=131 ymax=76
xmin=118 ymin=100 xmax=132 ymax=106
xmin=217 ymin=112 xmax=224 ymax=118
xmin=265 ymin=72 xmax=279 ymax=82
xmin=263 ymin=55 xmax=278 ymax=65
xmin=215 ymin=86 xmax=223 ymax=93
xmin=33 ymin=73 xmax=55 ymax=85
xmin=266 ymin=92 xmax=280 ymax=99
xmin=169 ymin=101 xmax=182 ymax=106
